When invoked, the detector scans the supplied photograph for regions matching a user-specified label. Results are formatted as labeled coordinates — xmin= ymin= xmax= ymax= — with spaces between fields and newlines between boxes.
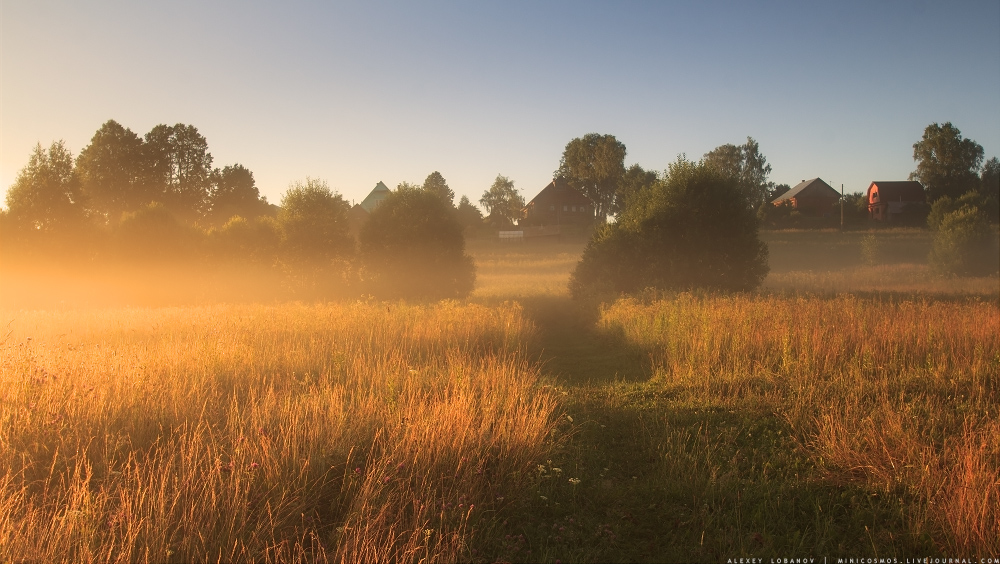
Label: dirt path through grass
xmin=504 ymin=296 xmax=922 ymax=562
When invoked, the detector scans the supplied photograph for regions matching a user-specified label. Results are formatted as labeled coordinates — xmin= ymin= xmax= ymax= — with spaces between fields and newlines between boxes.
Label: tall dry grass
xmin=600 ymin=293 xmax=1000 ymax=554
xmin=0 ymin=301 xmax=557 ymax=563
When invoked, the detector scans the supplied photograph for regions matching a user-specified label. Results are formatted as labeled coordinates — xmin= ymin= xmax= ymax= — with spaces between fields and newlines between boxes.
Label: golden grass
xmin=0 ymin=301 xmax=557 ymax=563
xmin=600 ymin=293 xmax=1000 ymax=553
xmin=467 ymin=239 xmax=586 ymax=299
xmin=2 ymin=228 xmax=998 ymax=560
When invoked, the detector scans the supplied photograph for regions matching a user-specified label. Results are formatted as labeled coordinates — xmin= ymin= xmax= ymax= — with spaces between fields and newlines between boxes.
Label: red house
xmin=770 ymin=178 xmax=841 ymax=215
xmin=866 ymin=181 xmax=925 ymax=222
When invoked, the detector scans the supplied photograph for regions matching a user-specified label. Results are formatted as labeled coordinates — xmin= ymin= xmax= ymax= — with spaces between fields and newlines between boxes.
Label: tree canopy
xmin=455 ymin=195 xmax=485 ymax=233
xmin=422 ymin=171 xmax=455 ymax=207
xmin=703 ymin=137 xmax=773 ymax=209
xmin=570 ymin=157 xmax=768 ymax=299
xmin=613 ymin=164 xmax=659 ymax=216
xmin=209 ymin=164 xmax=269 ymax=225
xmin=360 ymin=186 xmax=475 ymax=299
xmin=5 ymin=141 xmax=85 ymax=233
xmin=911 ymin=122 xmax=984 ymax=202
xmin=75 ymin=119 xmax=147 ymax=222
xmin=144 ymin=123 xmax=214 ymax=218
xmin=278 ymin=178 xmax=353 ymax=262
xmin=556 ymin=133 xmax=626 ymax=221
xmin=479 ymin=175 xmax=524 ymax=228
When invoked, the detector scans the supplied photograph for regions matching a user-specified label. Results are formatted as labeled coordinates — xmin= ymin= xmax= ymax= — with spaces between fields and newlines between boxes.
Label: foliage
xmin=75 ymin=119 xmax=148 ymax=222
xmin=4 ymin=141 xmax=86 ymax=234
xmin=771 ymin=183 xmax=791 ymax=199
xmin=570 ymin=157 xmax=768 ymax=299
xmin=422 ymin=171 xmax=455 ymax=207
xmin=278 ymin=178 xmax=353 ymax=262
xmin=479 ymin=174 xmax=525 ymax=229
xmin=455 ymin=195 xmax=485 ymax=235
xmin=929 ymin=205 xmax=998 ymax=276
xmin=703 ymin=137 xmax=774 ymax=209
xmin=860 ymin=232 xmax=881 ymax=266
xmin=982 ymin=157 xmax=1000 ymax=198
xmin=360 ymin=186 xmax=475 ymax=299
xmin=612 ymin=164 xmax=658 ymax=216
xmin=911 ymin=122 xmax=984 ymax=203
xmin=208 ymin=215 xmax=281 ymax=264
xmin=927 ymin=191 xmax=987 ymax=231
xmin=556 ymin=133 xmax=626 ymax=221
xmin=979 ymin=156 xmax=1000 ymax=223
xmin=209 ymin=164 xmax=269 ymax=225
xmin=143 ymin=123 xmax=215 ymax=219
xmin=757 ymin=199 xmax=795 ymax=228
xmin=115 ymin=202 xmax=197 ymax=260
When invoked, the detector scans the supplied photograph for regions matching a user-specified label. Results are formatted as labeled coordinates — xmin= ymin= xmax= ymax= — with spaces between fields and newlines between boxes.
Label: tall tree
xmin=4 ymin=141 xmax=85 ymax=233
xmin=144 ymin=123 xmax=214 ymax=218
xmin=422 ymin=171 xmax=455 ymax=207
xmin=910 ymin=122 xmax=984 ymax=202
xmin=75 ymin=119 xmax=147 ymax=222
xmin=479 ymin=175 xmax=524 ymax=228
xmin=209 ymin=164 xmax=268 ymax=224
xmin=703 ymin=137 xmax=773 ymax=209
xmin=556 ymin=133 xmax=627 ymax=221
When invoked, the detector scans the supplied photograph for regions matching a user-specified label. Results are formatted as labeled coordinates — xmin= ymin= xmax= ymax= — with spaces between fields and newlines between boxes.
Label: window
xmin=563 ymin=205 xmax=568 ymax=212
xmin=571 ymin=205 xmax=577 ymax=212
xmin=549 ymin=205 xmax=555 ymax=211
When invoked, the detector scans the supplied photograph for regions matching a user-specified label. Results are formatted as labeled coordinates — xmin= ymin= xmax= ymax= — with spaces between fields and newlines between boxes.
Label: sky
xmin=2 ymin=1 xmax=999 ymax=209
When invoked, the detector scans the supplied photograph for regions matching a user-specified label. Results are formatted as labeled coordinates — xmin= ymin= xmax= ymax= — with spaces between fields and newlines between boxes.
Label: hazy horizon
xmin=2 ymin=1 xmax=998 ymax=208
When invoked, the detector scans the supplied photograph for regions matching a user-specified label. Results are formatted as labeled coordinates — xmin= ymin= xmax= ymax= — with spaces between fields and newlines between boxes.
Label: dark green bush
xmin=360 ymin=187 xmax=475 ymax=300
xmin=570 ymin=158 xmax=768 ymax=299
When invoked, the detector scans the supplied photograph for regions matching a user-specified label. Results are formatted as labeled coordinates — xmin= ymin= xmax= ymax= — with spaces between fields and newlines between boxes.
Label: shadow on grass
xmin=485 ymin=384 xmax=931 ymax=563
xmin=496 ymin=295 xmax=935 ymax=562
xmin=519 ymin=295 xmax=652 ymax=385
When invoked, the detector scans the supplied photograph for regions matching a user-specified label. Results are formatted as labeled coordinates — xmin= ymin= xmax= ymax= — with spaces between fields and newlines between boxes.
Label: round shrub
xmin=360 ymin=186 xmax=475 ymax=300
xmin=570 ymin=158 xmax=768 ymax=299
xmin=929 ymin=206 xmax=998 ymax=276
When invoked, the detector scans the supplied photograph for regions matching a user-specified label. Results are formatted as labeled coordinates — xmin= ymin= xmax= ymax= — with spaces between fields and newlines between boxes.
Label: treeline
xmin=0 ymin=120 xmax=480 ymax=300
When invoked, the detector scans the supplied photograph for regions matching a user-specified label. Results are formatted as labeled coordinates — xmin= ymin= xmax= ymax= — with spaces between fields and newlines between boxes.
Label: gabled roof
xmin=772 ymin=178 xmax=839 ymax=203
xmin=527 ymin=178 xmax=592 ymax=208
xmin=867 ymin=181 xmax=925 ymax=203
xmin=360 ymin=181 xmax=391 ymax=212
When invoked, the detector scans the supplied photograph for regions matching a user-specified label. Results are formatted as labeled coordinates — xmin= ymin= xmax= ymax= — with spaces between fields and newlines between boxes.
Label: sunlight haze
xmin=2 ymin=0 xmax=999 ymax=205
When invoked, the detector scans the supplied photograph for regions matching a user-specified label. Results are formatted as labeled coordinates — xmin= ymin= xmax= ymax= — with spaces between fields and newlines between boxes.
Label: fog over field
xmin=2 ymin=2 xmax=999 ymax=561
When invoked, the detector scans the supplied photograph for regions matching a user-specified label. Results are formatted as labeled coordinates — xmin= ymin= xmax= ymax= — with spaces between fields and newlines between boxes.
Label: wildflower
xmin=568 ymin=478 xmax=581 ymax=485
xmin=566 ymin=415 xmax=573 ymax=423
xmin=249 ymin=462 xmax=259 ymax=470
xmin=539 ymin=495 xmax=548 ymax=501
xmin=424 ymin=528 xmax=434 ymax=538
xmin=552 ymin=466 xmax=562 ymax=474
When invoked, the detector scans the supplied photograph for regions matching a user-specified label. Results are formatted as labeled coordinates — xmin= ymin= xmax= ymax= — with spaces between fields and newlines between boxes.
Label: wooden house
xmin=866 ymin=181 xmax=925 ymax=222
xmin=522 ymin=178 xmax=594 ymax=226
xmin=771 ymin=178 xmax=840 ymax=215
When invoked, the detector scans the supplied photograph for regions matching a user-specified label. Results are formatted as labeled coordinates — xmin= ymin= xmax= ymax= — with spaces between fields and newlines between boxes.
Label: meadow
xmin=1 ymin=228 xmax=998 ymax=562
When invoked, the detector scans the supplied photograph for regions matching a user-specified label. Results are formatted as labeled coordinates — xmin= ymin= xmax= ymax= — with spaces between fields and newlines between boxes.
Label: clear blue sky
xmin=2 ymin=1 xmax=998 ymax=208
